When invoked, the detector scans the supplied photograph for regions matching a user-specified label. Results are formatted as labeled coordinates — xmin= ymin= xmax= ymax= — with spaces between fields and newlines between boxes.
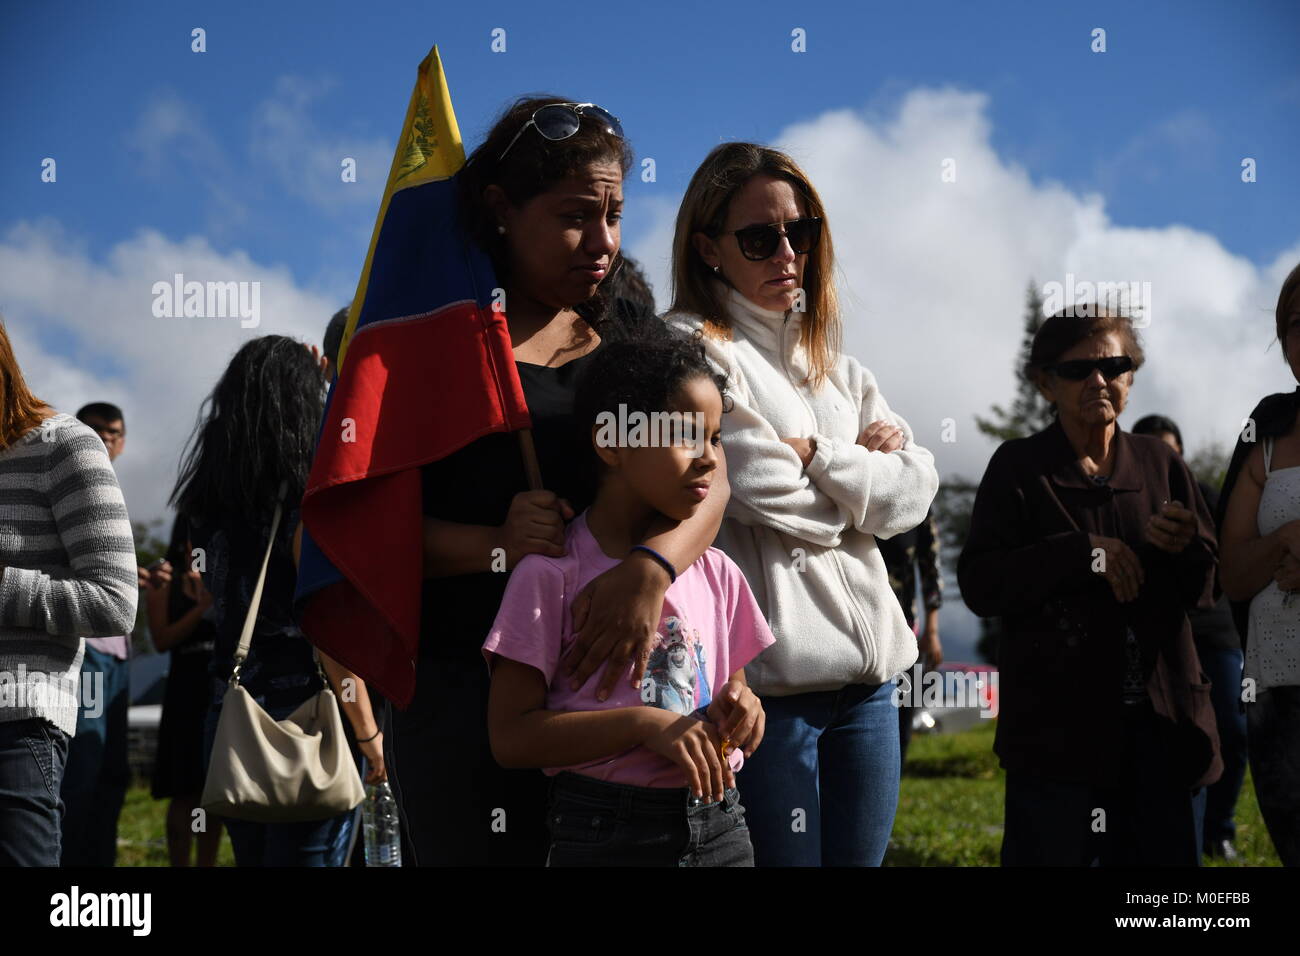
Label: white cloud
xmin=628 ymin=86 xmax=1300 ymax=487
xmin=249 ymin=76 xmax=391 ymax=212
xmin=124 ymin=91 xmax=251 ymax=237
xmin=0 ymin=219 xmax=340 ymax=531
xmin=7 ymin=84 xmax=1298 ymax=659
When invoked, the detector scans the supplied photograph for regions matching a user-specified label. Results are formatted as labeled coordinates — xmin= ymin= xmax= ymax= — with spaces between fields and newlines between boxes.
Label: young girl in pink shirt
xmin=485 ymin=332 xmax=775 ymax=866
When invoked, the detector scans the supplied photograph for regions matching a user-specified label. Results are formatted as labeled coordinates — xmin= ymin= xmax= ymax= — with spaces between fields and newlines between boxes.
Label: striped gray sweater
xmin=0 ymin=413 xmax=138 ymax=735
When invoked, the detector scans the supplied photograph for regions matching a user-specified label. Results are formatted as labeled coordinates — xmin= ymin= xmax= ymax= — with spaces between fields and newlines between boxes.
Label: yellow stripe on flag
xmin=337 ymin=45 xmax=465 ymax=372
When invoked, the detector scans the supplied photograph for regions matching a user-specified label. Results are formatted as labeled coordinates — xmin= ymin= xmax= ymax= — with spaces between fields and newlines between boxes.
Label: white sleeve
xmin=691 ymin=339 xmax=853 ymax=549
xmin=804 ymin=366 xmax=939 ymax=540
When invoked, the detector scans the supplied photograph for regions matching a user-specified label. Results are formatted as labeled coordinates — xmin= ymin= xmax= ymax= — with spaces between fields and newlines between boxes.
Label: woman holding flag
xmin=385 ymin=96 xmax=732 ymax=866
xmin=296 ymin=53 xmax=732 ymax=868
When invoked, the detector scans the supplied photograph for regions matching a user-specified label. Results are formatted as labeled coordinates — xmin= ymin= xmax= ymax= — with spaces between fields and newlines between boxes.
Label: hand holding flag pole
xmin=295 ymin=45 xmax=541 ymax=707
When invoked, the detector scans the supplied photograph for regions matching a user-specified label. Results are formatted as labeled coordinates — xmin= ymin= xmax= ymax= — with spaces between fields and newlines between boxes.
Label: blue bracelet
xmin=630 ymin=545 xmax=677 ymax=584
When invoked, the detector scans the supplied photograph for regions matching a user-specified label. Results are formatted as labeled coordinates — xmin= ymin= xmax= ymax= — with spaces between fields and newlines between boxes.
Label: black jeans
xmin=546 ymin=772 xmax=754 ymax=867
xmin=1246 ymin=686 xmax=1300 ymax=866
xmin=1002 ymin=700 xmax=1205 ymax=866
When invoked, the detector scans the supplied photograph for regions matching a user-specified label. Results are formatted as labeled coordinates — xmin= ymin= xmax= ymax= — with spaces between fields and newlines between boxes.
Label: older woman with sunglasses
xmin=664 ymin=143 xmax=939 ymax=866
xmin=958 ymin=308 xmax=1221 ymax=866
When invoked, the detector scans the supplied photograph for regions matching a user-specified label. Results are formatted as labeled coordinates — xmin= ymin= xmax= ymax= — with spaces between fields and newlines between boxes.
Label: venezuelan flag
xmin=294 ymin=46 xmax=528 ymax=707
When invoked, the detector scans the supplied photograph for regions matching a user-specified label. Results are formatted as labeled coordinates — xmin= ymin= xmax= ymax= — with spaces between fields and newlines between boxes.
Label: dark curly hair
xmin=574 ymin=328 xmax=731 ymax=475
xmin=170 ymin=335 xmax=326 ymax=527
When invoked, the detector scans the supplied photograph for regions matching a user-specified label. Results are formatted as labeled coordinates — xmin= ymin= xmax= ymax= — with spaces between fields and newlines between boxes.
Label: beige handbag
xmin=201 ymin=485 xmax=365 ymax=823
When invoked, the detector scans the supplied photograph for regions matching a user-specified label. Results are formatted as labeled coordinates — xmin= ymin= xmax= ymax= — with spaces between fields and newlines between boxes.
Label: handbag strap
xmin=229 ymin=480 xmax=289 ymax=686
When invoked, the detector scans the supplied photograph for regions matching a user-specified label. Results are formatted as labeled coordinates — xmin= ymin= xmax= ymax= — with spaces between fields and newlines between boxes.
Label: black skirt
xmin=151 ymin=641 xmax=216 ymax=800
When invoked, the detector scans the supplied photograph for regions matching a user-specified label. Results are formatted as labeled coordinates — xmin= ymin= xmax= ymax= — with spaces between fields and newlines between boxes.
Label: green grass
xmin=115 ymin=720 xmax=1282 ymax=866
xmin=888 ymin=719 xmax=1282 ymax=866
xmin=115 ymin=787 xmax=237 ymax=867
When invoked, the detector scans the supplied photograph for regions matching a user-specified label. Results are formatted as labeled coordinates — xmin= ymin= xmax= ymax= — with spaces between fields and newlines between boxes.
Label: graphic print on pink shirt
xmin=484 ymin=512 xmax=776 ymax=789
xmin=640 ymin=615 xmax=711 ymax=715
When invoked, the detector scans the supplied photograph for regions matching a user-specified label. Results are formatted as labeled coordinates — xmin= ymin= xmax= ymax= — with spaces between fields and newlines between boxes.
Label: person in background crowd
xmin=173 ymin=335 xmax=355 ymax=866
xmin=0 ymin=318 xmax=138 ymax=867
xmin=318 ymin=304 xmax=388 ymax=867
xmin=878 ymin=509 xmax=944 ymax=766
xmin=59 ymin=401 xmax=142 ymax=866
xmin=1132 ymin=413 xmax=1246 ymax=862
xmin=1218 ymin=261 xmax=1300 ymax=867
xmin=602 ymin=252 xmax=657 ymax=323
xmin=147 ymin=513 xmax=223 ymax=866
xmin=665 ymin=142 xmax=939 ymax=866
xmin=959 ymin=307 xmax=1220 ymax=866
xmin=323 ymin=307 xmax=348 ymax=382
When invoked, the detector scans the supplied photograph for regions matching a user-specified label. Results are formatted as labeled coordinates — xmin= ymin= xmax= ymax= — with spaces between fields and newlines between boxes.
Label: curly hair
xmin=573 ymin=328 xmax=731 ymax=473
xmin=170 ymin=335 xmax=326 ymax=527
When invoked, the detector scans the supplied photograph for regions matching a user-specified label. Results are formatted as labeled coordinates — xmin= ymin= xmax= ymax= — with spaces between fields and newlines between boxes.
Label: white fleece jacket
xmin=665 ymin=282 xmax=939 ymax=696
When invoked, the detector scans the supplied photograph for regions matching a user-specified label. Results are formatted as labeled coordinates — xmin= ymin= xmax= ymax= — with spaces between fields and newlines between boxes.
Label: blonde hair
xmin=669 ymin=143 xmax=840 ymax=388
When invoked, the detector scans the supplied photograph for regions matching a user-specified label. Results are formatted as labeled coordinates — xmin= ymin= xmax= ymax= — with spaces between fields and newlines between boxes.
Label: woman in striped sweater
xmin=0 ymin=318 xmax=139 ymax=867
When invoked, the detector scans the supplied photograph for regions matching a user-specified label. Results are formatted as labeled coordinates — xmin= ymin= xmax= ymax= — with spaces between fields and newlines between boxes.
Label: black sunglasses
xmin=715 ymin=217 xmax=822 ymax=261
xmin=498 ymin=103 xmax=624 ymax=163
xmin=1047 ymin=355 xmax=1134 ymax=381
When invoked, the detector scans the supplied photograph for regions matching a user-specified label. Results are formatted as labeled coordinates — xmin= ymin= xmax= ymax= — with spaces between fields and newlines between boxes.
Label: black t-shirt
xmin=191 ymin=503 xmax=321 ymax=709
xmin=419 ymin=309 xmax=655 ymax=661
xmin=1189 ymin=480 xmax=1239 ymax=653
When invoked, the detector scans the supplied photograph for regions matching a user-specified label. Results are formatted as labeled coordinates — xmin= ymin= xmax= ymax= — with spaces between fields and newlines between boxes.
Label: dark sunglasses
xmin=1047 ymin=355 xmax=1134 ymax=381
xmin=716 ymin=217 xmax=822 ymax=261
xmin=498 ymin=102 xmax=624 ymax=163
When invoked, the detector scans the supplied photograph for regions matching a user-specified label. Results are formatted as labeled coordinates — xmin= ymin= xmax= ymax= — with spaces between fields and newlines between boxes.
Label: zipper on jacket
xmin=829 ymin=544 xmax=876 ymax=678
xmin=777 ymin=312 xmax=820 ymax=436
xmin=774 ymin=313 xmax=879 ymax=680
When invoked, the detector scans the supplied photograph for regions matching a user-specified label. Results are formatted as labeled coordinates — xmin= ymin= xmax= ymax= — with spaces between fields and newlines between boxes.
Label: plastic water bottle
xmin=363 ymin=782 xmax=402 ymax=867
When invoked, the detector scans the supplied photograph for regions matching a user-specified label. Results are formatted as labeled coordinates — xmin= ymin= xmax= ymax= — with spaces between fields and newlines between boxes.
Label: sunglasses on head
xmin=498 ymin=102 xmax=624 ymax=163
xmin=714 ymin=217 xmax=822 ymax=261
xmin=1047 ymin=355 xmax=1134 ymax=381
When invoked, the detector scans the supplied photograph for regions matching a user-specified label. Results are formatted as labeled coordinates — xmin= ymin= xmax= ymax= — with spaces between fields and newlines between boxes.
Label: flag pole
xmin=518 ymin=429 xmax=543 ymax=491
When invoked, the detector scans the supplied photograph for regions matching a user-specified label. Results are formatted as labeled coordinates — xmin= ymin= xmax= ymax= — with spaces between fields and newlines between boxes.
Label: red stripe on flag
xmin=300 ymin=301 xmax=528 ymax=706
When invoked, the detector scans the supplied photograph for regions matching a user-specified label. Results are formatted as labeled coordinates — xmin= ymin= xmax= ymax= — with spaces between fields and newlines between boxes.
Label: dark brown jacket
xmin=958 ymin=418 xmax=1222 ymax=789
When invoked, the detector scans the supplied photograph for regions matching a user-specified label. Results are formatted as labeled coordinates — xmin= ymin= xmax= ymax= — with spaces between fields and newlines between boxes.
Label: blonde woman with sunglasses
xmin=664 ymin=143 xmax=938 ymax=866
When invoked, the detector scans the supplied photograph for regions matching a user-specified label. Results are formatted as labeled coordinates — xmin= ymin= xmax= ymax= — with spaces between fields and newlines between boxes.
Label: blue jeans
xmin=738 ymin=681 xmax=900 ymax=866
xmin=0 ymin=717 xmax=69 ymax=866
xmin=59 ymin=647 xmax=130 ymax=866
xmin=1200 ymin=647 xmax=1248 ymax=846
xmin=545 ymin=772 xmax=753 ymax=867
xmin=202 ymin=687 xmax=354 ymax=867
xmin=1002 ymin=700 xmax=1206 ymax=866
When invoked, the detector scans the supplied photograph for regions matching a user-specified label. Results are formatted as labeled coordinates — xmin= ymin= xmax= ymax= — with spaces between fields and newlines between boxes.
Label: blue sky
xmin=5 ymin=0 xmax=1298 ymax=312
xmin=4 ymin=1 xmax=1299 ymax=659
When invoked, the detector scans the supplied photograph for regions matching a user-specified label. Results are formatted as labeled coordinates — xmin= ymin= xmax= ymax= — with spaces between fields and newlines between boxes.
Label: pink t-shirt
xmin=484 ymin=512 xmax=776 ymax=789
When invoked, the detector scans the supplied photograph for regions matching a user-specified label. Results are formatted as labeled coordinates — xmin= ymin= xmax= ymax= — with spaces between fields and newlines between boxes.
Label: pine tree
xmin=973 ymin=280 xmax=1056 ymax=443
xmin=949 ymin=279 xmax=1057 ymax=664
